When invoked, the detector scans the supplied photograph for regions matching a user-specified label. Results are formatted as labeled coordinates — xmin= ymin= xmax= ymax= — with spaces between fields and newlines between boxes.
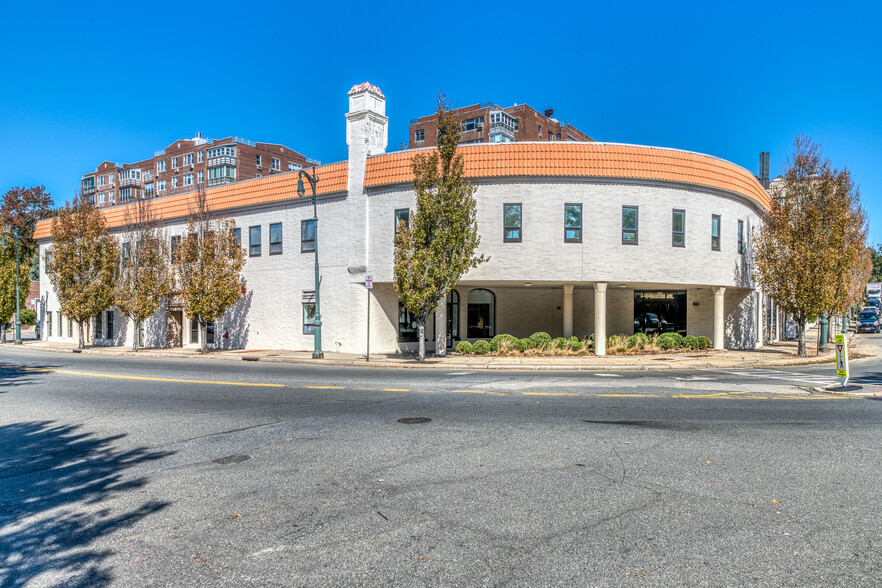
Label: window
xmin=447 ymin=290 xmax=459 ymax=344
xmin=738 ymin=220 xmax=744 ymax=254
xmin=712 ymin=215 xmax=721 ymax=251
xmin=249 ymin=226 xmax=261 ymax=257
xmin=206 ymin=321 xmax=215 ymax=345
xmin=394 ymin=209 xmax=409 ymax=234
xmin=190 ymin=319 xmax=199 ymax=344
xmin=183 ymin=173 xmax=193 ymax=186
xmin=672 ymin=210 xmax=685 ymax=247
xmin=98 ymin=193 xmax=105 ymax=204
xmin=538 ymin=125 xmax=542 ymax=139
xmin=157 ymin=160 xmax=166 ymax=173
xmin=122 ymin=243 xmax=130 ymax=266
xmin=56 ymin=312 xmax=62 ymax=337
xmin=233 ymin=228 xmax=241 ymax=249
xmin=145 ymin=182 xmax=154 ymax=197
xmin=120 ymin=187 xmax=131 ymax=201
xmin=414 ymin=129 xmax=425 ymax=142
xmin=106 ymin=310 xmax=114 ymax=340
xmin=565 ymin=204 xmax=582 ymax=242
xmin=183 ymin=153 xmax=193 ymax=166
xmin=301 ymin=220 xmax=316 ymax=252
xmin=172 ymin=177 xmax=178 ymax=188
xmin=269 ymin=222 xmax=283 ymax=255
xmin=556 ymin=133 xmax=561 ymax=141
xmin=108 ymin=191 xmax=114 ymax=203
xmin=256 ymin=154 xmax=262 ymax=168
xmin=158 ymin=180 xmax=167 ymax=191
xmin=622 ymin=206 xmax=638 ymax=244
xmin=461 ymin=117 xmax=483 ymax=132
xmin=272 ymin=157 xmax=280 ymax=171
xmin=548 ymin=131 xmax=553 ymax=141
xmin=207 ymin=146 xmax=236 ymax=159
xmin=46 ymin=313 xmax=51 ymax=338
xmin=398 ymin=303 xmax=419 ymax=342
xmin=197 ymin=170 xmax=204 ymax=183
xmin=67 ymin=318 xmax=72 ymax=338
xmin=94 ymin=311 xmax=103 ymax=339
xmin=503 ymin=203 xmax=522 ymax=242
xmin=208 ymin=165 xmax=235 ymax=184
xmin=97 ymin=175 xmax=105 ymax=187
xmin=170 ymin=235 xmax=181 ymax=259
xmin=108 ymin=173 xmax=114 ymax=185
xmin=171 ymin=157 xmax=178 ymax=169
xmin=302 ymin=291 xmax=316 ymax=334
xmin=467 ymin=289 xmax=495 ymax=338
xmin=197 ymin=150 xmax=204 ymax=163
xmin=288 ymin=162 xmax=301 ymax=171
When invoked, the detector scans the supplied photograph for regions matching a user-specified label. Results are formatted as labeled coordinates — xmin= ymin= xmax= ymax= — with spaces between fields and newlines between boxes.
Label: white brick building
xmin=35 ymin=82 xmax=774 ymax=355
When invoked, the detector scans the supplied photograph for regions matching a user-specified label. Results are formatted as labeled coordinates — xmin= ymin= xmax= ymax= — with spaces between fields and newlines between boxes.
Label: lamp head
xmin=1 ymin=235 xmax=5 ymax=248
xmin=297 ymin=176 xmax=305 ymax=198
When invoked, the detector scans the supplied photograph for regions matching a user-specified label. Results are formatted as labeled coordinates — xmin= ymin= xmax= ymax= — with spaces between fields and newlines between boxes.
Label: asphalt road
xmin=1 ymin=344 xmax=880 ymax=587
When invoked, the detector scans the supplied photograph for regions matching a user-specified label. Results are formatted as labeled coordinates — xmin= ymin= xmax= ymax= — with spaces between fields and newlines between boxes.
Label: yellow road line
xmin=1 ymin=365 xmax=284 ymax=387
xmin=522 ymin=392 xmax=582 ymax=397
xmin=353 ymin=387 xmax=377 ymax=391
xmin=594 ymin=393 xmax=659 ymax=398
xmin=304 ymin=385 xmax=346 ymax=390
xmin=383 ymin=388 xmax=411 ymax=392
xmin=452 ymin=389 xmax=485 ymax=394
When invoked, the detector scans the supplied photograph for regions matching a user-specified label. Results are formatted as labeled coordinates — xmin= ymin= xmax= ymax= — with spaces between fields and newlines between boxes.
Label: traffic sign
xmin=365 ymin=275 xmax=373 ymax=289
xmin=834 ymin=334 xmax=848 ymax=386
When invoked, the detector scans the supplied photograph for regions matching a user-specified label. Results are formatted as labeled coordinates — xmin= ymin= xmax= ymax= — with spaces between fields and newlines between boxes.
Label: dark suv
xmin=856 ymin=310 xmax=880 ymax=333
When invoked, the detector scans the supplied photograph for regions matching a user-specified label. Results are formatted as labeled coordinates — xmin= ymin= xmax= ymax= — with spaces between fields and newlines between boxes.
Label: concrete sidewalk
xmin=7 ymin=328 xmax=870 ymax=371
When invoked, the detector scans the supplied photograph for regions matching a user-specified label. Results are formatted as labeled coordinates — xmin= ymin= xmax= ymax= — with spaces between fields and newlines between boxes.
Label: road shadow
xmin=0 ymin=421 xmax=174 ymax=587
xmin=0 ymin=362 xmax=61 ymax=393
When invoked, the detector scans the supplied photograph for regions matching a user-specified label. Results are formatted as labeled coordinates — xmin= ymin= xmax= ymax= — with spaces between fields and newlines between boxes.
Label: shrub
xmin=472 ymin=340 xmax=491 ymax=355
xmin=697 ymin=336 xmax=712 ymax=350
xmin=657 ymin=332 xmax=685 ymax=350
xmin=19 ymin=308 xmax=37 ymax=325
xmin=567 ymin=336 xmax=583 ymax=351
xmin=455 ymin=341 xmax=473 ymax=354
xmin=627 ymin=332 xmax=650 ymax=349
xmin=518 ymin=338 xmax=531 ymax=352
xmin=527 ymin=332 xmax=552 ymax=350
xmin=682 ymin=335 xmax=700 ymax=350
xmin=552 ymin=337 xmax=567 ymax=350
xmin=490 ymin=333 xmax=519 ymax=352
xmin=607 ymin=334 xmax=628 ymax=355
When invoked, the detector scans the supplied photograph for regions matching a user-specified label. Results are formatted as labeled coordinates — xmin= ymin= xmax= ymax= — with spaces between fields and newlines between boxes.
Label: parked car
xmin=856 ymin=310 xmax=881 ymax=333
xmin=861 ymin=306 xmax=880 ymax=318
xmin=634 ymin=313 xmax=668 ymax=334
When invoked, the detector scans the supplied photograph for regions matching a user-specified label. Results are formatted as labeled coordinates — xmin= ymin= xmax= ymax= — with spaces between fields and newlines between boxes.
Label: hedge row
xmin=455 ymin=331 xmax=712 ymax=355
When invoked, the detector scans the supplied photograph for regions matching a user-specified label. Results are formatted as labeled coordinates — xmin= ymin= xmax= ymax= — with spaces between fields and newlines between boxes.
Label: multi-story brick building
xmin=408 ymin=102 xmax=593 ymax=149
xmin=81 ymin=133 xmax=311 ymax=208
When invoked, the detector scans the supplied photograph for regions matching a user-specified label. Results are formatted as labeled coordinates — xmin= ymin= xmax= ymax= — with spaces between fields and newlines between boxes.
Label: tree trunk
xmin=132 ymin=317 xmax=139 ymax=352
xmin=417 ymin=322 xmax=425 ymax=362
xmin=200 ymin=317 xmax=207 ymax=354
xmin=1 ymin=324 xmax=5 ymax=343
xmin=78 ymin=320 xmax=86 ymax=349
xmin=797 ymin=316 xmax=807 ymax=357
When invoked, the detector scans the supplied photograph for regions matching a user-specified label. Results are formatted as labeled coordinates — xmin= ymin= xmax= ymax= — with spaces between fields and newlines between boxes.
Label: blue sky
xmin=2 ymin=1 xmax=881 ymax=242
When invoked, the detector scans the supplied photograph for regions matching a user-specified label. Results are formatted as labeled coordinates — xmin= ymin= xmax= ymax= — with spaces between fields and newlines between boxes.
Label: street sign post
xmin=365 ymin=275 xmax=373 ymax=361
xmin=834 ymin=334 xmax=849 ymax=387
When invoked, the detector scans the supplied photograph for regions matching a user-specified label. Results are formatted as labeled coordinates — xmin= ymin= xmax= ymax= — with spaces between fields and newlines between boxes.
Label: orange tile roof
xmin=34 ymin=162 xmax=348 ymax=240
xmin=364 ymin=143 xmax=771 ymax=211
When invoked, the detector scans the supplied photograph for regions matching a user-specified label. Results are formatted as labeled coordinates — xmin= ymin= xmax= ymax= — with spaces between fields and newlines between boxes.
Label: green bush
xmin=19 ymin=308 xmax=37 ymax=326
xmin=518 ymin=338 xmax=531 ymax=352
xmin=490 ymin=333 xmax=519 ymax=352
xmin=472 ymin=340 xmax=491 ymax=355
xmin=455 ymin=341 xmax=473 ymax=354
xmin=567 ymin=336 xmax=583 ymax=351
xmin=627 ymin=332 xmax=650 ymax=349
xmin=697 ymin=336 xmax=712 ymax=350
xmin=552 ymin=337 xmax=567 ymax=350
xmin=607 ymin=334 xmax=627 ymax=353
xmin=682 ymin=335 xmax=700 ymax=350
xmin=527 ymin=332 xmax=552 ymax=350
xmin=657 ymin=332 xmax=685 ymax=350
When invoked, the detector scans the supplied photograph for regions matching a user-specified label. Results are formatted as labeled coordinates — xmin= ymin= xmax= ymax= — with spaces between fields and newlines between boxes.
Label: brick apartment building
xmin=408 ymin=102 xmax=593 ymax=149
xmin=81 ymin=134 xmax=311 ymax=208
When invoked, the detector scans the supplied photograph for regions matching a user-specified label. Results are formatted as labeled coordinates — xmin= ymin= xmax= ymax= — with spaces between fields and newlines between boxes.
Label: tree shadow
xmin=0 ymin=362 xmax=61 ymax=393
xmin=222 ymin=290 xmax=252 ymax=349
xmin=0 ymin=421 xmax=174 ymax=587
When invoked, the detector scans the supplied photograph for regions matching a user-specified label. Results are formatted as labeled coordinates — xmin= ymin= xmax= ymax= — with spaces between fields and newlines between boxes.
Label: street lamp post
xmin=298 ymin=168 xmax=323 ymax=359
xmin=1 ymin=227 xmax=22 ymax=345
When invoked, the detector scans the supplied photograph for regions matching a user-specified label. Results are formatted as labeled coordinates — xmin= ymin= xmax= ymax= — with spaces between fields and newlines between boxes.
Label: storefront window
xmin=467 ymin=289 xmax=495 ymax=338
xmin=399 ymin=303 xmax=419 ymax=342
xmin=634 ymin=291 xmax=687 ymax=335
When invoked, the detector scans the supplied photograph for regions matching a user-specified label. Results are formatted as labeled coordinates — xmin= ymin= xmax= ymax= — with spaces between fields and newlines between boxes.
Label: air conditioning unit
xmin=189 ymin=164 xmax=194 ymax=169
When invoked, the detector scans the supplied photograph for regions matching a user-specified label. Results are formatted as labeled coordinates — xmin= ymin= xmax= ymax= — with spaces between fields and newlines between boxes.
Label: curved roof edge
xmin=364 ymin=143 xmax=770 ymax=211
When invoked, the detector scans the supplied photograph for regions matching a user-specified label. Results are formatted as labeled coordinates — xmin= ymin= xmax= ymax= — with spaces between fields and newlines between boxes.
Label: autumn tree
xmin=174 ymin=187 xmax=245 ymax=353
xmin=114 ymin=197 xmax=173 ymax=350
xmin=754 ymin=136 xmax=869 ymax=356
xmin=46 ymin=195 xmax=119 ymax=349
xmin=0 ymin=238 xmax=27 ymax=343
xmin=394 ymin=93 xmax=487 ymax=361
xmin=1 ymin=185 xmax=53 ymax=262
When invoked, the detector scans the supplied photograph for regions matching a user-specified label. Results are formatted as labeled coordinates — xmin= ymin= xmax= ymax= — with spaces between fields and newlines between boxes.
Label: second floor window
xmin=564 ymin=204 xmax=582 ymax=243
xmin=171 ymin=157 xmax=178 ymax=169
xmin=269 ymin=223 xmax=283 ymax=255
xmin=503 ymin=203 xmax=522 ymax=242
xmin=172 ymin=177 xmax=178 ymax=188
xmin=301 ymin=220 xmax=316 ymax=252
xmin=157 ymin=180 xmax=166 ymax=191
xmin=672 ymin=209 xmax=685 ymax=247
xmin=183 ymin=173 xmax=193 ymax=186
xmin=157 ymin=160 xmax=166 ymax=173
xmin=712 ymin=215 xmax=721 ymax=251
xmin=394 ymin=209 xmax=409 ymax=234
xmin=272 ymin=157 xmax=280 ymax=171
xmin=414 ymin=129 xmax=425 ymax=142
xmin=462 ymin=117 xmax=483 ymax=132
xmin=197 ymin=171 xmax=204 ymax=183
xmin=738 ymin=220 xmax=744 ymax=254
xmin=622 ymin=206 xmax=638 ymax=244
xmin=249 ymin=225 xmax=261 ymax=257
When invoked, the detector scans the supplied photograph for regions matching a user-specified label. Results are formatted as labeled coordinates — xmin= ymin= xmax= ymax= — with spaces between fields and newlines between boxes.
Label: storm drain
xmin=398 ymin=417 xmax=432 ymax=424
xmin=212 ymin=454 xmax=252 ymax=465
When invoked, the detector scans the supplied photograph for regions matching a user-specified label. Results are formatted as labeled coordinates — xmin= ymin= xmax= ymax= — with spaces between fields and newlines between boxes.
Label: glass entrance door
xmin=446 ymin=290 xmax=459 ymax=348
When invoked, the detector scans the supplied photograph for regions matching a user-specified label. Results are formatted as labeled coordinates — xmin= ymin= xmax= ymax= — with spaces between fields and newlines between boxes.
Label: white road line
xmin=592 ymin=373 xmax=622 ymax=378
xmin=446 ymin=372 xmax=473 ymax=376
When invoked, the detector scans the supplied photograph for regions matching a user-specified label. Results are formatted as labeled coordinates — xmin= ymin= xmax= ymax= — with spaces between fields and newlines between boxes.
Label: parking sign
xmin=365 ymin=275 xmax=373 ymax=289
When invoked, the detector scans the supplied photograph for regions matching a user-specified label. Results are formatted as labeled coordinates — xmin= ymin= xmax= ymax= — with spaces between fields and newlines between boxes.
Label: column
xmin=435 ymin=294 xmax=447 ymax=356
xmin=755 ymin=290 xmax=763 ymax=349
xmin=563 ymin=284 xmax=574 ymax=339
xmin=594 ymin=282 xmax=607 ymax=356
xmin=713 ymin=286 xmax=726 ymax=350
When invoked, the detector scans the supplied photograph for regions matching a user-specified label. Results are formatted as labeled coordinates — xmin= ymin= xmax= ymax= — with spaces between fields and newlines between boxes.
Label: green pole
xmin=819 ymin=312 xmax=829 ymax=352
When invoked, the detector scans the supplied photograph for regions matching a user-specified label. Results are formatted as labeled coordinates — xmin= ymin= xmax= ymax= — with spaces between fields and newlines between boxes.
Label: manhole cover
xmin=212 ymin=454 xmax=252 ymax=465
xmin=398 ymin=417 xmax=432 ymax=424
